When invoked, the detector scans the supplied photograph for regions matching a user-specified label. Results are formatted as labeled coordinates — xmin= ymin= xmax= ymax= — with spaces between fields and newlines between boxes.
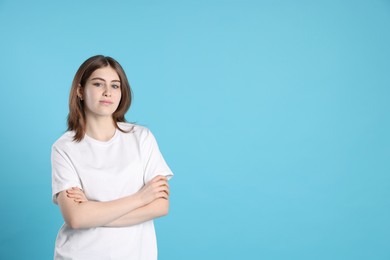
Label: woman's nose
xmin=103 ymin=86 xmax=111 ymax=97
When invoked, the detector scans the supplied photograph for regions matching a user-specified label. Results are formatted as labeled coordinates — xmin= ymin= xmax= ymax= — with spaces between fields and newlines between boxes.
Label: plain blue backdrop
xmin=1 ymin=0 xmax=389 ymax=259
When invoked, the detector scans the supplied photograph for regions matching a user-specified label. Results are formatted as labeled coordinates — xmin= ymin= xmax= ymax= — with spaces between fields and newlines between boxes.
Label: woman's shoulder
xmin=118 ymin=122 xmax=151 ymax=135
xmin=117 ymin=123 xmax=159 ymax=145
xmin=51 ymin=131 xmax=76 ymax=150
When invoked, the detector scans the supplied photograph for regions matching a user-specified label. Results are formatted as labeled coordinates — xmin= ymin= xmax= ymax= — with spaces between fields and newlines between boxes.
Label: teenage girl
xmin=51 ymin=55 xmax=173 ymax=260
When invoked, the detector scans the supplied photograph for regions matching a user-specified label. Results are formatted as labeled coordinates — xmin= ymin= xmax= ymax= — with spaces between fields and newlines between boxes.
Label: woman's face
xmin=80 ymin=66 xmax=122 ymax=119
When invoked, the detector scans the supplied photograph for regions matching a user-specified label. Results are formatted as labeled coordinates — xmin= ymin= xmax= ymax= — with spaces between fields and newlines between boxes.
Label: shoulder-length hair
xmin=67 ymin=55 xmax=132 ymax=142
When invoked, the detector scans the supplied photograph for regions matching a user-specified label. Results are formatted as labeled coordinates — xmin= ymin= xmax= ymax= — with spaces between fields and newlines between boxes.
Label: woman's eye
xmin=112 ymin=84 xmax=120 ymax=89
xmin=93 ymin=83 xmax=103 ymax=87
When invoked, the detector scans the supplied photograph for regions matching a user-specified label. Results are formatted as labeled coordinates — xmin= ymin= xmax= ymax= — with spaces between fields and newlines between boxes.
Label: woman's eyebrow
xmin=90 ymin=77 xmax=105 ymax=81
xmin=90 ymin=77 xmax=121 ymax=83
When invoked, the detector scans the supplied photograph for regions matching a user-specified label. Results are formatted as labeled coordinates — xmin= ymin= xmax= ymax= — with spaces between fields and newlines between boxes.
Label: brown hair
xmin=67 ymin=55 xmax=132 ymax=142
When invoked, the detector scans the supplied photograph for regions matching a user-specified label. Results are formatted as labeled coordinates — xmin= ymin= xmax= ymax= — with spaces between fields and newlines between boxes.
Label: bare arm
xmin=104 ymin=198 xmax=169 ymax=227
xmin=58 ymin=175 xmax=169 ymax=229
xmin=57 ymin=191 xmax=143 ymax=229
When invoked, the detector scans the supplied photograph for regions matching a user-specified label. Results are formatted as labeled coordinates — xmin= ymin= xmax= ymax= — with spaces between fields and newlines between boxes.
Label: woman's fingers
xmin=66 ymin=187 xmax=87 ymax=202
xmin=148 ymin=178 xmax=169 ymax=190
xmin=138 ymin=176 xmax=171 ymax=204
xmin=151 ymin=180 xmax=170 ymax=195
xmin=66 ymin=187 xmax=83 ymax=193
xmin=154 ymin=184 xmax=170 ymax=199
xmin=158 ymin=192 xmax=169 ymax=200
xmin=151 ymin=175 xmax=168 ymax=183
xmin=66 ymin=189 xmax=82 ymax=196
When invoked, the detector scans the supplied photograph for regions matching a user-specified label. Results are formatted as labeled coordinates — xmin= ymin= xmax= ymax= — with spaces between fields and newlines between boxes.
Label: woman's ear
xmin=77 ymin=84 xmax=83 ymax=100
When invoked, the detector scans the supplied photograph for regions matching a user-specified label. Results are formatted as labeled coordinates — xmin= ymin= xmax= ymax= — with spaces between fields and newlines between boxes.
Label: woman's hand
xmin=137 ymin=175 xmax=170 ymax=205
xmin=66 ymin=187 xmax=88 ymax=203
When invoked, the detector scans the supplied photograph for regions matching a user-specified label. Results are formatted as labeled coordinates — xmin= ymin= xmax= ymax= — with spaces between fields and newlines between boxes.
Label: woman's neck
xmin=85 ymin=116 xmax=117 ymax=142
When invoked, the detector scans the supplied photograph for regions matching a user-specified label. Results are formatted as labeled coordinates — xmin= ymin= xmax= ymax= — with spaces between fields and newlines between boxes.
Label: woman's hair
xmin=67 ymin=55 xmax=132 ymax=142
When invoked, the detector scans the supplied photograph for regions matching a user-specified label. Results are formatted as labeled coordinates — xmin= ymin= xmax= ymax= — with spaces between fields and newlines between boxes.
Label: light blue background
xmin=1 ymin=0 xmax=389 ymax=259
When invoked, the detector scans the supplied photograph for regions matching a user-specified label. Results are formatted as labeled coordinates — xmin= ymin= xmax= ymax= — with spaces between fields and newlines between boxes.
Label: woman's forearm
xmin=104 ymin=198 xmax=169 ymax=227
xmin=57 ymin=191 xmax=145 ymax=229
xmin=58 ymin=175 xmax=169 ymax=229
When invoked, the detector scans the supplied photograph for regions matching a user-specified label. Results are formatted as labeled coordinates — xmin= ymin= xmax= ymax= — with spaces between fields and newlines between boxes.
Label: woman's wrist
xmin=131 ymin=192 xmax=147 ymax=208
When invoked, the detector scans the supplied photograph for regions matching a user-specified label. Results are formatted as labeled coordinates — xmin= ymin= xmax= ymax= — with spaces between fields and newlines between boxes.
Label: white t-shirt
xmin=51 ymin=123 xmax=173 ymax=260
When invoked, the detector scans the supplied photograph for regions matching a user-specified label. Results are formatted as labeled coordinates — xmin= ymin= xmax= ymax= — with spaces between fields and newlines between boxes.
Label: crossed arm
xmin=57 ymin=175 xmax=170 ymax=229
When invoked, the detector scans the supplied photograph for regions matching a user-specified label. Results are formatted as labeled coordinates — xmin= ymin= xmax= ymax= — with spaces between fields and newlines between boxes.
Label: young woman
xmin=51 ymin=55 xmax=173 ymax=260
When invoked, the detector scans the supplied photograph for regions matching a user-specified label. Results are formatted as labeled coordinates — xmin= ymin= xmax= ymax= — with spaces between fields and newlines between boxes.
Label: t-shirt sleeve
xmin=141 ymin=128 xmax=173 ymax=184
xmin=51 ymin=144 xmax=82 ymax=204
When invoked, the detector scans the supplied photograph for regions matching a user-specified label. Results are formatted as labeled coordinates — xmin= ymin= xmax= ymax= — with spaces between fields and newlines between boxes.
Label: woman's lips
xmin=99 ymin=100 xmax=113 ymax=105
